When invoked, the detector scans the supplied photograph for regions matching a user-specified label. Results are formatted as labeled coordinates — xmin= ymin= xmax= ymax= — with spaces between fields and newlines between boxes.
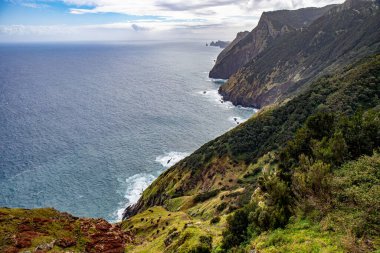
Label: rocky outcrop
xmin=0 ymin=208 xmax=133 ymax=253
xmin=209 ymin=40 xmax=230 ymax=48
xmin=218 ymin=0 xmax=380 ymax=108
xmin=209 ymin=5 xmax=336 ymax=79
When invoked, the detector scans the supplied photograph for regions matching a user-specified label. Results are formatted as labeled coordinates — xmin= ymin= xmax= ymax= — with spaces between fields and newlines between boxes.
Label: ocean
xmin=0 ymin=41 xmax=255 ymax=221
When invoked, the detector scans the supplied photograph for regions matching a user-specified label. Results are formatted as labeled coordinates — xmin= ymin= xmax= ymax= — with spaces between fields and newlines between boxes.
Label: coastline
xmin=116 ymin=73 xmax=257 ymax=222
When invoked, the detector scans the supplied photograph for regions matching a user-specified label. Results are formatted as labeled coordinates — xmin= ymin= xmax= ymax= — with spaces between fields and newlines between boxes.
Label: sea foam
xmin=113 ymin=151 xmax=188 ymax=221
xmin=114 ymin=173 xmax=156 ymax=221
xmin=155 ymin=151 xmax=189 ymax=168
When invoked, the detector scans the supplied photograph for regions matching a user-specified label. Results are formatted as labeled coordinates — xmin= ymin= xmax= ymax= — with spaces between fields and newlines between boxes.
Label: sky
xmin=0 ymin=0 xmax=345 ymax=42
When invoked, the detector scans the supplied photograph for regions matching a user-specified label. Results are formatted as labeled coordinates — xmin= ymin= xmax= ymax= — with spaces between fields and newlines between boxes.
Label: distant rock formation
xmin=209 ymin=40 xmax=230 ymax=48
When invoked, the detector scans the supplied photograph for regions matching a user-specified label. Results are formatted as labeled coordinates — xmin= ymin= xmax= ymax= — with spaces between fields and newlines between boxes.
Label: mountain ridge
xmin=209 ymin=5 xmax=337 ymax=79
xmin=217 ymin=0 xmax=380 ymax=108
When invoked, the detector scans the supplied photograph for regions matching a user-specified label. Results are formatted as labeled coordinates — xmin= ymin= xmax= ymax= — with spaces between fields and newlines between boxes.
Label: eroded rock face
xmin=209 ymin=5 xmax=335 ymax=79
xmin=80 ymin=219 xmax=132 ymax=253
xmin=218 ymin=0 xmax=380 ymax=108
xmin=0 ymin=208 xmax=134 ymax=253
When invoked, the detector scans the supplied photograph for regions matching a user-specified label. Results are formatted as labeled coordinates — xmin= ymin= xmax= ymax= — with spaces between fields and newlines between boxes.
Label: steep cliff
xmin=209 ymin=5 xmax=336 ymax=79
xmin=123 ymin=53 xmax=380 ymax=252
xmin=218 ymin=0 xmax=380 ymax=108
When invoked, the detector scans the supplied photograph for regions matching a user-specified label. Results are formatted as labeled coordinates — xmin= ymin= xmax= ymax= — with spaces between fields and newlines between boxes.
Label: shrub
xmin=188 ymin=236 xmax=213 ymax=253
xmin=221 ymin=209 xmax=249 ymax=250
xmin=210 ymin=216 xmax=221 ymax=224
xmin=216 ymin=202 xmax=228 ymax=212
xmin=194 ymin=189 xmax=220 ymax=203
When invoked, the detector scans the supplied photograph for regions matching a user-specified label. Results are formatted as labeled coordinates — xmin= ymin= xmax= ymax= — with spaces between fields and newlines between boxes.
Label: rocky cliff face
xmin=209 ymin=5 xmax=336 ymax=79
xmin=0 ymin=208 xmax=133 ymax=253
xmin=124 ymin=0 xmax=380 ymax=221
xmin=218 ymin=0 xmax=380 ymax=108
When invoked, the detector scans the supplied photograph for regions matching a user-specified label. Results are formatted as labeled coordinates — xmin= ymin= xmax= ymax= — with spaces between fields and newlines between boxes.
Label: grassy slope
xmin=122 ymin=206 xmax=224 ymax=253
xmin=129 ymin=54 xmax=380 ymax=216
xmin=121 ymin=54 xmax=380 ymax=252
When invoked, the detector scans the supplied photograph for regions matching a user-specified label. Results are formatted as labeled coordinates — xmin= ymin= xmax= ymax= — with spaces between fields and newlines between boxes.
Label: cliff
xmin=218 ymin=0 xmax=380 ymax=108
xmin=209 ymin=5 xmax=336 ymax=79
xmin=122 ymin=6 xmax=380 ymax=251
xmin=123 ymin=53 xmax=380 ymax=252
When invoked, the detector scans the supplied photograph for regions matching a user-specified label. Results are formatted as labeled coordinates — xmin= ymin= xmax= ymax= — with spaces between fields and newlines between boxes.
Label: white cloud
xmin=1 ymin=0 xmax=345 ymax=41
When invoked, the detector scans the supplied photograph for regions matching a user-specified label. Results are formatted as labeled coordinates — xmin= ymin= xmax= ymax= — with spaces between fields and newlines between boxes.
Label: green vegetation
xmin=221 ymin=108 xmax=380 ymax=252
xmin=118 ymin=54 xmax=380 ymax=252
xmin=249 ymin=219 xmax=344 ymax=252
xmin=122 ymin=206 xmax=223 ymax=253
xmin=132 ymin=54 xmax=380 ymax=217
xmin=194 ymin=190 xmax=221 ymax=203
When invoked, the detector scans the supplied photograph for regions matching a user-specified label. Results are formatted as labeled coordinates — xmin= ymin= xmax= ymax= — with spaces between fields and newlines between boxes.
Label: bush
xmin=216 ymin=202 xmax=228 ymax=212
xmin=194 ymin=189 xmax=220 ymax=203
xmin=221 ymin=209 xmax=249 ymax=250
xmin=188 ymin=235 xmax=213 ymax=253
xmin=210 ymin=216 xmax=221 ymax=224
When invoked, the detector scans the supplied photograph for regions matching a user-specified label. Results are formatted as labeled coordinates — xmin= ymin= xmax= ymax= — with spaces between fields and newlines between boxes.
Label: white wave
xmin=210 ymin=78 xmax=228 ymax=84
xmin=198 ymin=89 xmax=258 ymax=112
xmin=236 ymin=105 xmax=259 ymax=112
xmin=112 ymin=151 xmax=188 ymax=222
xmin=198 ymin=89 xmax=235 ymax=109
xmin=229 ymin=116 xmax=250 ymax=125
xmin=155 ymin=151 xmax=189 ymax=168
xmin=114 ymin=173 xmax=156 ymax=221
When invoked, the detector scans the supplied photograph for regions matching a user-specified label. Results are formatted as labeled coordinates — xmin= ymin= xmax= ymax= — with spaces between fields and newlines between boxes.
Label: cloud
xmin=1 ymin=0 xmax=345 ymax=41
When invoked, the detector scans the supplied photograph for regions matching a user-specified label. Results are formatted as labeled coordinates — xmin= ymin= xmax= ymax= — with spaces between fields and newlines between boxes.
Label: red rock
xmin=32 ymin=217 xmax=52 ymax=223
xmin=18 ymin=224 xmax=33 ymax=232
xmin=14 ymin=231 xmax=40 ymax=248
xmin=3 ymin=246 xmax=19 ymax=253
xmin=95 ymin=220 xmax=112 ymax=231
xmin=55 ymin=237 xmax=76 ymax=248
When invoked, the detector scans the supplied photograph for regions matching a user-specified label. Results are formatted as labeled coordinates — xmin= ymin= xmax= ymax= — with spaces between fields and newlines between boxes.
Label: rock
xmin=164 ymin=231 xmax=180 ymax=247
xmin=209 ymin=40 xmax=230 ymax=49
xmin=3 ymin=246 xmax=19 ymax=253
xmin=217 ymin=1 xmax=380 ymax=108
xmin=55 ymin=237 xmax=76 ymax=248
xmin=95 ymin=220 xmax=112 ymax=231
xmin=14 ymin=231 xmax=40 ymax=248
xmin=209 ymin=6 xmax=335 ymax=79
xmin=35 ymin=240 xmax=55 ymax=251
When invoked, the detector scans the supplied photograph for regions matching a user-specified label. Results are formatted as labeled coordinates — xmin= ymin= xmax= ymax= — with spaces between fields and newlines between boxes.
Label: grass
xmin=122 ymin=206 xmax=225 ymax=253
xmin=249 ymin=219 xmax=345 ymax=253
xmin=0 ymin=208 xmax=85 ymax=252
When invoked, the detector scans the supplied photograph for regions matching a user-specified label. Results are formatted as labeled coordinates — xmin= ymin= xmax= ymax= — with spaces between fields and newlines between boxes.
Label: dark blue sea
xmin=0 ymin=41 xmax=255 ymax=221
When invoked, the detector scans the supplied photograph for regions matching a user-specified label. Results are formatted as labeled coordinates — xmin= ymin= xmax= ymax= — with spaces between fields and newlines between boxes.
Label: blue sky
xmin=0 ymin=0 xmax=344 ymax=42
